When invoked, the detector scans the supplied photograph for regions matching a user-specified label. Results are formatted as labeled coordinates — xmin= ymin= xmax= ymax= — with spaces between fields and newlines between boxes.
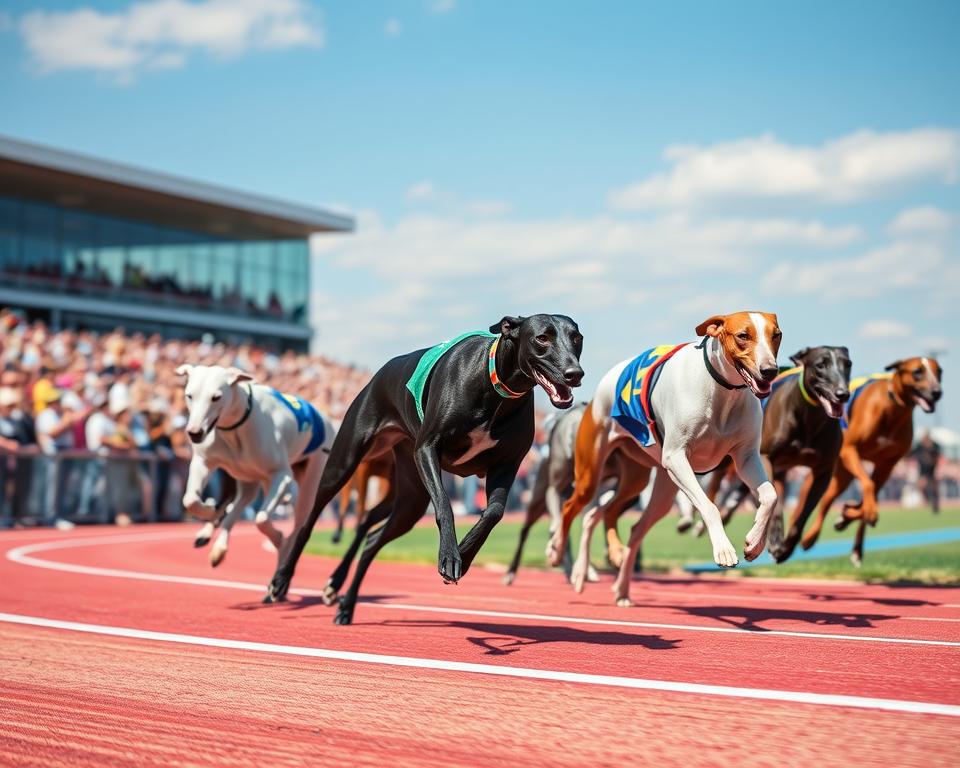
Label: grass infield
xmin=306 ymin=504 xmax=960 ymax=585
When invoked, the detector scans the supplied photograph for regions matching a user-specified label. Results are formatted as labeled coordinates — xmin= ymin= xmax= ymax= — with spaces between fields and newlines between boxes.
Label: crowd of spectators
xmin=0 ymin=310 xmax=371 ymax=528
xmin=1 ymin=308 xmax=955 ymax=530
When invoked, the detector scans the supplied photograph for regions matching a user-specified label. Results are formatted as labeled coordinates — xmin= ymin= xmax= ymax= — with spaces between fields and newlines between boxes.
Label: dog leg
xmin=504 ymin=510 xmax=540 ymax=586
xmin=850 ymin=521 xmax=867 ymax=567
xmin=571 ymin=503 xmax=602 ymax=593
xmin=457 ymin=461 xmax=521 ymax=578
xmin=732 ymin=449 xmax=777 ymax=562
xmin=255 ymin=473 xmax=295 ymax=551
xmin=662 ymin=448 xmax=738 ymax=567
xmin=774 ymin=469 xmax=829 ymax=562
xmin=194 ymin=521 xmax=215 ymax=549
xmin=802 ymin=461 xmax=852 ymax=550
xmin=415 ymin=441 xmax=462 ymax=583
xmin=837 ymin=459 xmax=896 ymax=530
xmin=209 ymin=481 xmax=257 ymax=568
xmin=613 ymin=470 xmax=677 ymax=606
xmin=548 ymin=406 xmax=607 ymax=568
xmin=322 ymin=496 xmax=395 ymax=605
xmin=182 ymin=458 xmax=218 ymax=521
xmin=335 ymin=451 xmax=428 ymax=625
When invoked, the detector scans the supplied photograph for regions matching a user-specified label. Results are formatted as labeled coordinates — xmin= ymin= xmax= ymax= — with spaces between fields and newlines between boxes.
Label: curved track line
xmin=2 ymin=611 xmax=958 ymax=718
xmin=7 ymin=531 xmax=960 ymax=647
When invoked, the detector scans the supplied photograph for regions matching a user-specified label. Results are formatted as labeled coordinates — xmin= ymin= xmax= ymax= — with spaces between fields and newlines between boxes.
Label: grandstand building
xmin=0 ymin=135 xmax=353 ymax=351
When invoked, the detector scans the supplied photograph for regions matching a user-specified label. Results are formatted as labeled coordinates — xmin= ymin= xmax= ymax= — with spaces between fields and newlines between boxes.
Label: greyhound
xmin=178 ymin=365 xmax=335 ymax=568
xmin=263 ymin=314 xmax=584 ymax=624
xmin=692 ymin=347 xmax=852 ymax=561
xmin=547 ymin=312 xmax=782 ymax=606
xmin=803 ymin=356 xmax=942 ymax=565
xmin=332 ymin=453 xmax=393 ymax=544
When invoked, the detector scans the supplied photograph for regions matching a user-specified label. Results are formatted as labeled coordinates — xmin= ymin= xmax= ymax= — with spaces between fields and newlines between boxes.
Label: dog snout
xmin=835 ymin=388 xmax=850 ymax=403
xmin=563 ymin=366 xmax=584 ymax=387
xmin=760 ymin=365 xmax=779 ymax=383
xmin=188 ymin=429 xmax=204 ymax=444
xmin=931 ymin=389 xmax=942 ymax=402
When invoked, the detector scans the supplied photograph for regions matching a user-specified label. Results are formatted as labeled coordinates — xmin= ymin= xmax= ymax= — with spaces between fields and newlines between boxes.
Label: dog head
xmin=884 ymin=357 xmax=943 ymax=414
xmin=790 ymin=346 xmax=852 ymax=419
xmin=176 ymin=364 xmax=254 ymax=444
xmin=489 ymin=314 xmax=583 ymax=409
xmin=695 ymin=311 xmax=782 ymax=398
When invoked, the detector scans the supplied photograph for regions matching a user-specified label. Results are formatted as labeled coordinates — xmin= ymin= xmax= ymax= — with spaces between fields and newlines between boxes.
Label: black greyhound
xmin=706 ymin=346 xmax=851 ymax=562
xmin=264 ymin=314 xmax=584 ymax=624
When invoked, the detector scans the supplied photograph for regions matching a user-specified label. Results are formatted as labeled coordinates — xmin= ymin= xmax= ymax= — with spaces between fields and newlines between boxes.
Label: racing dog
xmin=696 ymin=347 xmax=852 ymax=562
xmin=264 ymin=314 xmax=584 ymax=624
xmin=801 ymin=356 xmax=942 ymax=565
xmin=547 ymin=311 xmax=782 ymax=606
xmin=503 ymin=404 xmax=633 ymax=586
xmin=178 ymin=365 xmax=335 ymax=568
xmin=332 ymin=453 xmax=393 ymax=544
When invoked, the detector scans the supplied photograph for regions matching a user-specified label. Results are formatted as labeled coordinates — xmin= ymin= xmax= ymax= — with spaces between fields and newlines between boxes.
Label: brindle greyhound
xmin=264 ymin=314 xmax=584 ymax=624
xmin=802 ymin=356 xmax=942 ymax=565
xmin=503 ymin=404 xmax=634 ymax=586
xmin=696 ymin=347 xmax=852 ymax=561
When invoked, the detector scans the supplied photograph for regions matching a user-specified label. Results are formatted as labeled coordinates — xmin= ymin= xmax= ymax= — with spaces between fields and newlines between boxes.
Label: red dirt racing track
xmin=1 ymin=523 xmax=958 ymax=767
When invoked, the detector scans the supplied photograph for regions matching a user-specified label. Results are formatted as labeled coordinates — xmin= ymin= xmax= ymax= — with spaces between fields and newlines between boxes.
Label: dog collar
xmin=488 ymin=336 xmax=525 ymax=399
xmin=797 ymin=369 xmax=819 ymax=407
xmin=887 ymin=382 xmax=906 ymax=407
xmin=218 ymin=384 xmax=254 ymax=431
xmin=698 ymin=338 xmax=747 ymax=390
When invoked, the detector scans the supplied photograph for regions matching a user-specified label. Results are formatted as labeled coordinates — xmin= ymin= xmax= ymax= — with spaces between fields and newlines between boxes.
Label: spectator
xmin=33 ymin=381 xmax=83 ymax=529
xmin=0 ymin=386 xmax=38 ymax=528
xmin=911 ymin=431 xmax=942 ymax=514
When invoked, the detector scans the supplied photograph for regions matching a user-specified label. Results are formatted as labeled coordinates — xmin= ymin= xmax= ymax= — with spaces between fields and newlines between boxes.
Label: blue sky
xmin=2 ymin=0 xmax=959 ymax=429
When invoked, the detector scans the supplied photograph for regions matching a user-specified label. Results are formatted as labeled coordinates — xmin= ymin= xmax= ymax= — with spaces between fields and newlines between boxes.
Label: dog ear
xmin=175 ymin=364 xmax=193 ymax=378
xmin=225 ymin=367 xmax=254 ymax=385
xmin=489 ymin=316 xmax=524 ymax=338
xmin=695 ymin=315 xmax=725 ymax=338
xmin=884 ymin=360 xmax=904 ymax=372
xmin=789 ymin=347 xmax=811 ymax=367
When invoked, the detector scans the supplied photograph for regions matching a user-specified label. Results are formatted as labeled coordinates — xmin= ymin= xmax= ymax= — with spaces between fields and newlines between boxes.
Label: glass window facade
xmin=0 ymin=194 xmax=310 ymax=325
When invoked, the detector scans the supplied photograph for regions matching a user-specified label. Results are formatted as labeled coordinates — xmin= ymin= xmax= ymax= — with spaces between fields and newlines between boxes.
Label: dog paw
xmin=194 ymin=522 xmax=214 ymax=548
xmin=615 ymin=596 xmax=633 ymax=608
xmin=331 ymin=529 xmax=342 ymax=544
xmin=570 ymin=560 xmax=588 ymax=594
xmin=501 ymin=571 xmax=516 ymax=587
xmin=850 ymin=551 xmax=862 ymax=568
xmin=209 ymin=545 xmax=227 ymax=568
xmin=586 ymin=564 xmax=600 ymax=583
xmin=713 ymin=540 xmax=739 ymax=568
xmin=264 ymin=573 xmax=290 ymax=604
xmin=321 ymin=581 xmax=339 ymax=606
xmin=438 ymin=551 xmax=462 ymax=584
xmin=333 ymin=597 xmax=354 ymax=625
xmin=743 ymin=527 xmax=765 ymax=562
xmin=545 ymin=535 xmax=564 ymax=568
xmin=833 ymin=515 xmax=853 ymax=532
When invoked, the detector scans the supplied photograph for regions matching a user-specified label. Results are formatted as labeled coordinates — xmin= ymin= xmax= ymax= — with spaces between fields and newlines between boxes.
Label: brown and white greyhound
xmin=801 ymin=356 xmax=942 ymax=565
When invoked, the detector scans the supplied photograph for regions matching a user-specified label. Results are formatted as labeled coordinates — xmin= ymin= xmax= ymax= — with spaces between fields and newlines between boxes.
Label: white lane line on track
xmin=7 ymin=531 xmax=960 ymax=648
xmin=2 ymin=611 xmax=958 ymax=718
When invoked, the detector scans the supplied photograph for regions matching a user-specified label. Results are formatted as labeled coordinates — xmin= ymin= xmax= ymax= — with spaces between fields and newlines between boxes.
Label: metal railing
xmin=0 ymin=446 xmax=190 ymax=527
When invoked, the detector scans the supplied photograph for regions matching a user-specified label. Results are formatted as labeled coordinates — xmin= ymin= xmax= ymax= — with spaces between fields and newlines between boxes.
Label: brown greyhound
xmin=802 ymin=356 xmax=942 ymax=565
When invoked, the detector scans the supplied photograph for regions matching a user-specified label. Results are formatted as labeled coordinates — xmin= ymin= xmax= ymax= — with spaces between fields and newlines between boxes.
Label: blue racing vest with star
xmin=610 ymin=343 xmax=689 ymax=447
xmin=270 ymin=389 xmax=326 ymax=456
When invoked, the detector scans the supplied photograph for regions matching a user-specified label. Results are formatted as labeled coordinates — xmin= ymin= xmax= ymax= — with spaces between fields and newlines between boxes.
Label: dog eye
xmin=736 ymin=332 xmax=750 ymax=341
xmin=211 ymin=393 xmax=222 ymax=401
xmin=536 ymin=335 xmax=551 ymax=346
xmin=912 ymin=369 xmax=924 ymax=380
xmin=185 ymin=394 xmax=192 ymax=401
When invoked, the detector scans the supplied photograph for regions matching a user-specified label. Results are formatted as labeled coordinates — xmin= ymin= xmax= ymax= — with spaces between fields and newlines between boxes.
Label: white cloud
xmin=429 ymin=0 xmax=457 ymax=14
xmin=609 ymin=129 xmax=960 ymax=210
xmin=762 ymin=240 xmax=945 ymax=300
xmin=405 ymin=180 xmax=438 ymax=202
xmin=384 ymin=18 xmax=402 ymax=37
xmin=858 ymin=319 xmax=913 ymax=340
xmin=19 ymin=0 xmax=323 ymax=79
xmin=888 ymin=206 xmax=955 ymax=237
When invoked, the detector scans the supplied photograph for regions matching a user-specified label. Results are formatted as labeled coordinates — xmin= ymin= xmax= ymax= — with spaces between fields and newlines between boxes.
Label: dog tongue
xmin=535 ymin=371 xmax=572 ymax=407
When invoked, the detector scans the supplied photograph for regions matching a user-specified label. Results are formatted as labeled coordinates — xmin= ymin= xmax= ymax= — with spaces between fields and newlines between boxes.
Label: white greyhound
xmin=178 ymin=364 xmax=335 ymax=568
xmin=547 ymin=311 xmax=782 ymax=606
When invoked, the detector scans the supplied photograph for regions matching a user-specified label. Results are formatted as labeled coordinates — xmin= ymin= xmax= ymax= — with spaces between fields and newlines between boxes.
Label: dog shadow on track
xmin=624 ymin=603 xmax=897 ymax=632
xmin=376 ymin=619 xmax=681 ymax=656
xmin=229 ymin=594 xmax=403 ymax=613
